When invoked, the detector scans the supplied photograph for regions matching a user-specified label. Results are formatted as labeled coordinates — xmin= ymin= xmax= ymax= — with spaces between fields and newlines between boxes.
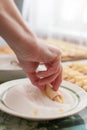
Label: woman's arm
xmin=0 ymin=0 xmax=62 ymax=91
xmin=0 ymin=0 xmax=37 ymax=53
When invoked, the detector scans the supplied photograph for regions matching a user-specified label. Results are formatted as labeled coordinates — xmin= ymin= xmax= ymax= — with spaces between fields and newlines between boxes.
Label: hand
xmin=17 ymin=39 xmax=62 ymax=91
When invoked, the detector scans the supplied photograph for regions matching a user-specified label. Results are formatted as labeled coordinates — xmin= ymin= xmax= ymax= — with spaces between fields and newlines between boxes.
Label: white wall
xmin=22 ymin=0 xmax=87 ymax=45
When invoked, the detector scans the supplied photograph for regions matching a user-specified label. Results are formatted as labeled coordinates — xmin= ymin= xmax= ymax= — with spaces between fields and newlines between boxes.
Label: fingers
xmin=37 ymin=64 xmax=62 ymax=85
xmin=36 ymin=58 xmax=60 ymax=78
xmin=27 ymin=72 xmax=46 ymax=90
xmin=27 ymin=65 xmax=62 ymax=91
xmin=37 ymin=71 xmax=60 ymax=85
xmin=27 ymin=59 xmax=62 ymax=91
xmin=51 ymin=67 xmax=62 ymax=91
xmin=27 ymin=72 xmax=39 ymax=85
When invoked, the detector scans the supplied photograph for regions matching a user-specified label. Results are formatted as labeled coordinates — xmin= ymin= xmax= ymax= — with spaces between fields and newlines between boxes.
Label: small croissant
xmin=43 ymin=84 xmax=64 ymax=103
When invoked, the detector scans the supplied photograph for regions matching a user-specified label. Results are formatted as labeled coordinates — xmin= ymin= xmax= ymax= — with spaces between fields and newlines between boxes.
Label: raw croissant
xmin=43 ymin=84 xmax=64 ymax=103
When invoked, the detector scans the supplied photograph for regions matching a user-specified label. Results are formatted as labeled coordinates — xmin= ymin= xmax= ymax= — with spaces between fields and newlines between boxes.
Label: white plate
xmin=0 ymin=54 xmax=26 ymax=82
xmin=0 ymin=78 xmax=87 ymax=120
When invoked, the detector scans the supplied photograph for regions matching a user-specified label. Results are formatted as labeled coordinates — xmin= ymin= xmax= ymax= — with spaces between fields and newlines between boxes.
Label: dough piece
xmin=0 ymin=46 xmax=14 ymax=54
xmin=68 ymin=62 xmax=87 ymax=74
xmin=43 ymin=84 xmax=64 ymax=103
xmin=63 ymin=66 xmax=87 ymax=91
xmin=41 ymin=38 xmax=87 ymax=61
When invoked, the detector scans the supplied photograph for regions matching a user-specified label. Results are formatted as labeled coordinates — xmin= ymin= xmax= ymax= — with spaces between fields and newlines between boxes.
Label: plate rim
xmin=0 ymin=78 xmax=87 ymax=120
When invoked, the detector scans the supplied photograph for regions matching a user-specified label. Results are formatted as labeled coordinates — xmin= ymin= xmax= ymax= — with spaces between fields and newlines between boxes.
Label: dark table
xmin=0 ymin=107 xmax=87 ymax=130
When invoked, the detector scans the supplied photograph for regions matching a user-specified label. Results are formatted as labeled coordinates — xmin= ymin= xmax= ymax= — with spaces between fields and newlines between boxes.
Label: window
xmin=22 ymin=0 xmax=87 ymax=40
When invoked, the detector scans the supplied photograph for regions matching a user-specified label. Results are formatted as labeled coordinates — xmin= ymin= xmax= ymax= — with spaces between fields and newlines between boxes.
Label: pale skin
xmin=0 ymin=0 xmax=62 ymax=91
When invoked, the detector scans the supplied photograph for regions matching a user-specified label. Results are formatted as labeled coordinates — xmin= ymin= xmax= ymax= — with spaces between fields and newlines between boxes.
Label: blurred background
xmin=0 ymin=0 xmax=87 ymax=46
